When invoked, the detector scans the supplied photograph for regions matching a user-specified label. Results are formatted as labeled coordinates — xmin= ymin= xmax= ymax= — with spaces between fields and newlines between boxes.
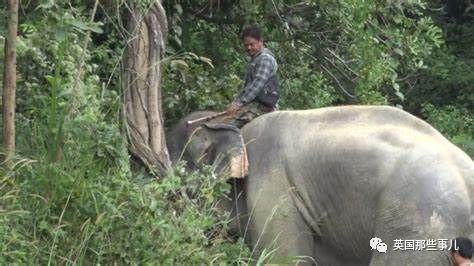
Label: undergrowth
xmin=0 ymin=157 xmax=251 ymax=264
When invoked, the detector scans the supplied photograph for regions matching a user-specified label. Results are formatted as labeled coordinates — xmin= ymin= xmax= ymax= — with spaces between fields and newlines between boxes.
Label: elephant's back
xmin=247 ymin=105 xmax=472 ymax=169
xmin=245 ymin=105 xmax=441 ymax=138
xmin=242 ymin=105 xmax=470 ymax=163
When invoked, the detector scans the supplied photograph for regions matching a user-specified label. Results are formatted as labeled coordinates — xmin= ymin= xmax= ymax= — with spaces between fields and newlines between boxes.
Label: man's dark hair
xmin=241 ymin=25 xmax=262 ymax=40
xmin=451 ymin=237 xmax=473 ymax=259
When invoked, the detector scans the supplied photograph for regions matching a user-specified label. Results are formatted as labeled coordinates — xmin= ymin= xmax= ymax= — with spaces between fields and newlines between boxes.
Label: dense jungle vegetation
xmin=0 ymin=0 xmax=473 ymax=264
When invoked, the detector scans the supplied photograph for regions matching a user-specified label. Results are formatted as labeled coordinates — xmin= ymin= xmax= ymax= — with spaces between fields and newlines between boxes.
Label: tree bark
xmin=2 ymin=0 xmax=19 ymax=167
xmin=122 ymin=1 xmax=171 ymax=177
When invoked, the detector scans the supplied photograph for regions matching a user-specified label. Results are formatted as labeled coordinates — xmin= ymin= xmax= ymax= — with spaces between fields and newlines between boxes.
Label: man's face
xmin=451 ymin=251 xmax=471 ymax=265
xmin=243 ymin=36 xmax=263 ymax=57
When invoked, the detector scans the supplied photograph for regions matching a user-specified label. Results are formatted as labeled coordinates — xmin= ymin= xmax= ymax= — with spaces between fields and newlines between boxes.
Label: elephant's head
xmin=167 ymin=112 xmax=248 ymax=178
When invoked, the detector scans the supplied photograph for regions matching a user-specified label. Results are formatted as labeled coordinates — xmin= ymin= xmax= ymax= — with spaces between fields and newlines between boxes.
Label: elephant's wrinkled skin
xmin=167 ymin=106 xmax=474 ymax=265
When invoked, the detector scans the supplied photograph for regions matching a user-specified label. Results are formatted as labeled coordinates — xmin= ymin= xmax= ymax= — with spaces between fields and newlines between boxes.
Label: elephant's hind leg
xmin=370 ymin=163 xmax=471 ymax=266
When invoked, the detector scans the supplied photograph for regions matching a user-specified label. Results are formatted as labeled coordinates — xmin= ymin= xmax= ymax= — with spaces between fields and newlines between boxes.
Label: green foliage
xmin=406 ymin=19 xmax=474 ymax=112
xmin=279 ymin=58 xmax=342 ymax=108
xmin=0 ymin=159 xmax=250 ymax=264
xmin=422 ymin=104 xmax=474 ymax=157
xmin=315 ymin=0 xmax=443 ymax=104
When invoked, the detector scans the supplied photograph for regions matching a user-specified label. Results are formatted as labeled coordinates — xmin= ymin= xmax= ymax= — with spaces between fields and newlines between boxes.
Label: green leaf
xmin=173 ymin=35 xmax=182 ymax=47
xmin=175 ymin=4 xmax=183 ymax=15
xmin=199 ymin=57 xmax=214 ymax=68
xmin=392 ymin=83 xmax=400 ymax=91
xmin=70 ymin=20 xmax=104 ymax=34
xmin=394 ymin=48 xmax=404 ymax=56
xmin=186 ymin=52 xmax=200 ymax=60
xmin=395 ymin=91 xmax=404 ymax=101
xmin=174 ymin=25 xmax=182 ymax=36
xmin=170 ymin=60 xmax=189 ymax=70
xmin=38 ymin=0 xmax=55 ymax=9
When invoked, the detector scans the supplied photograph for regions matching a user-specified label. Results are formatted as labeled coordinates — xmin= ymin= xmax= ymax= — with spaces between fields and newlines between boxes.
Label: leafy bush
xmin=0 ymin=157 xmax=250 ymax=264
xmin=422 ymin=104 xmax=474 ymax=156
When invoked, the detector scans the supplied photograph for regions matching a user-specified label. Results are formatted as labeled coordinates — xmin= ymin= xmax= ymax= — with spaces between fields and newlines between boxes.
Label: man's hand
xmin=226 ymin=103 xmax=240 ymax=115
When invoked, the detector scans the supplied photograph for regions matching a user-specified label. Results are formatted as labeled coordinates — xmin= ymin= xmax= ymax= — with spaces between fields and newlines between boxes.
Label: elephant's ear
xmin=202 ymin=123 xmax=248 ymax=179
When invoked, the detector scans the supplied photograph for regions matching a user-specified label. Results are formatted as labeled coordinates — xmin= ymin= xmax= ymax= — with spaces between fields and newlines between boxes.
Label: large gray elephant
xmin=167 ymin=105 xmax=474 ymax=265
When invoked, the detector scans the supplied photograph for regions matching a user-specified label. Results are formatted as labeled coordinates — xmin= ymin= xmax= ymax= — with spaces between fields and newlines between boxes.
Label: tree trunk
xmin=122 ymin=1 xmax=171 ymax=177
xmin=2 ymin=0 xmax=19 ymax=168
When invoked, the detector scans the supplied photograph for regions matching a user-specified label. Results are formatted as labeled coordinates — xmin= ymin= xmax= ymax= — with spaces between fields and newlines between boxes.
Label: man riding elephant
xmin=183 ymin=25 xmax=280 ymax=176
xmin=218 ymin=25 xmax=280 ymax=128
xmin=171 ymin=106 xmax=474 ymax=265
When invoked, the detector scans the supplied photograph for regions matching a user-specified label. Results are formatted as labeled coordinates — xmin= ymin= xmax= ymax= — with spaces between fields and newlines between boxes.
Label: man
xmin=221 ymin=25 xmax=279 ymax=128
xmin=450 ymin=237 xmax=473 ymax=266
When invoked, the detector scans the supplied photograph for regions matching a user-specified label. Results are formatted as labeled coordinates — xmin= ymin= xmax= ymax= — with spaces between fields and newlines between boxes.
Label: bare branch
xmin=326 ymin=48 xmax=359 ymax=77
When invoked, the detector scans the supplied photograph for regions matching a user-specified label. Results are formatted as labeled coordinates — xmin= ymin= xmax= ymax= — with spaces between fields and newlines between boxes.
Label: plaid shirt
xmin=234 ymin=48 xmax=278 ymax=106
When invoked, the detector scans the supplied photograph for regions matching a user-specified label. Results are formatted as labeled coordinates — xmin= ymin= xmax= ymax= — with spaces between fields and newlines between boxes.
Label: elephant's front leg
xmin=245 ymin=176 xmax=317 ymax=264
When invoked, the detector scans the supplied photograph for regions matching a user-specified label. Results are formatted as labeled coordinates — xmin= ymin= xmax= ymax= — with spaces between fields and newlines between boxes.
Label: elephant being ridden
xmin=167 ymin=105 xmax=474 ymax=265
